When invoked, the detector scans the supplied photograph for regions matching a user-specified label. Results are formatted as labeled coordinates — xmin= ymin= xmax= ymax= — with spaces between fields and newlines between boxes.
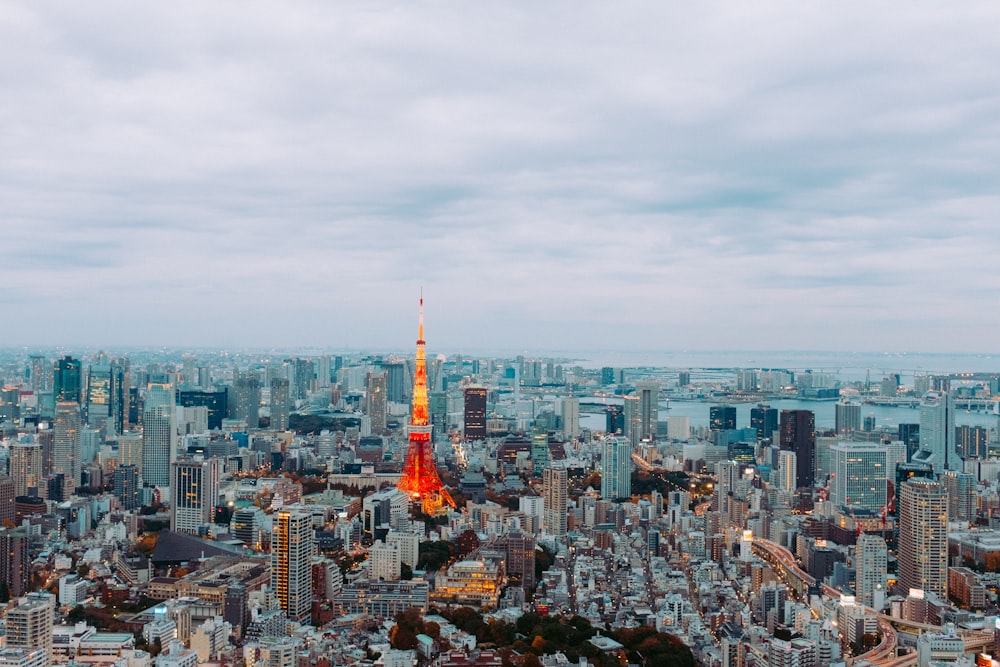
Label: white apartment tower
xmin=5 ymin=593 xmax=55 ymax=667
xmin=601 ymin=436 xmax=632 ymax=500
xmin=856 ymin=534 xmax=888 ymax=610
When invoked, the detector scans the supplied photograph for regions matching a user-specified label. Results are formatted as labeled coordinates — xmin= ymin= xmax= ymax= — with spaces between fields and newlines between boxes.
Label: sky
xmin=2 ymin=2 xmax=999 ymax=354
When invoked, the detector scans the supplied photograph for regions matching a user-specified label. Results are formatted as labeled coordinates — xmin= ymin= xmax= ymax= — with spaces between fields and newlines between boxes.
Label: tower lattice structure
xmin=397 ymin=298 xmax=456 ymax=514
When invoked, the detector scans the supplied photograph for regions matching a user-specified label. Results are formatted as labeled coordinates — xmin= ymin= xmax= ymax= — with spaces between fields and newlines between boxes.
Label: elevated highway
xmin=751 ymin=537 xmax=994 ymax=665
xmin=751 ymin=537 xmax=896 ymax=665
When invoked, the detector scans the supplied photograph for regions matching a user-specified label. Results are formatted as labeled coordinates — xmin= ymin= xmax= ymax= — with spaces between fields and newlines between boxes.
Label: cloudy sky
xmin=2 ymin=2 xmax=998 ymax=354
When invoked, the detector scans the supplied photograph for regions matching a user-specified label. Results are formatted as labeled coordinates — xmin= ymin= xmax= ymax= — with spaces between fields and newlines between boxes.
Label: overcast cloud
xmin=2 ymin=2 xmax=998 ymax=353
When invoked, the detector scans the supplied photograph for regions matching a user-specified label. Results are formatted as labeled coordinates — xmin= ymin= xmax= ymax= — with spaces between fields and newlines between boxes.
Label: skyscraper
xmin=750 ymin=404 xmax=778 ymax=441
xmin=605 ymin=405 xmax=624 ymax=435
xmin=9 ymin=441 xmax=43 ymax=497
xmin=231 ymin=371 xmax=261 ymax=429
xmin=142 ymin=379 xmax=176 ymax=489
xmin=710 ymin=405 xmax=737 ymax=431
xmin=292 ymin=358 xmax=315 ymax=401
xmin=531 ymin=431 xmax=549 ymax=475
xmin=560 ymin=397 xmax=580 ymax=439
xmin=542 ymin=467 xmax=567 ymax=537
xmin=52 ymin=401 xmax=81 ymax=496
xmin=856 ymin=534 xmax=888 ymax=610
xmin=777 ymin=450 xmax=797 ymax=494
xmin=463 ymin=387 xmax=487 ymax=440
xmin=914 ymin=391 xmax=958 ymax=471
xmin=835 ymin=400 xmax=861 ymax=435
xmin=382 ymin=361 xmax=407 ymax=403
xmin=171 ymin=458 xmax=222 ymax=534
xmin=113 ymin=464 xmax=140 ymax=511
xmin=630 ymin=380 xmax=659 ymax=444
xmin=269 ymin=377 xmax=290 ymax=431
xmin=84 ymin=356 xmax=112 ymax=431
xmin=28 ymin=355 xmax=52 ymax=393
xmin=271 ymin=510 xmax=314 ymax=622
xmin=941 ymin=470 xmax=976 ymax=522
xmin=601 ymin=436 xmax=632 ymax=500
xmin=897 ymin=478 xmax=948 ymax=599
xmin=831 ymin=441 xmax=887 ymax=512
xmin=53 ymin=356 xmax=81 ymax=404
xmin=780 ymin=410 xmax=815 ymax=489
xmin=365 ymin=372 xmax=387 ymax=436
xmin=0 ymin=527 xmax=29 ymax=598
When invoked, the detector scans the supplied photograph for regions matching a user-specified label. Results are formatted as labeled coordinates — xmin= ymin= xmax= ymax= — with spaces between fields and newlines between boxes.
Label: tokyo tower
xmin=397 ymin=297 xmax=456 ymax=515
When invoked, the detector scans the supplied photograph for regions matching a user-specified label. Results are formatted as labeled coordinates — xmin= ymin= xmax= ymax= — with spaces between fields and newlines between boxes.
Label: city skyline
xmin=3 ymin=3 xmax=999 ymax=352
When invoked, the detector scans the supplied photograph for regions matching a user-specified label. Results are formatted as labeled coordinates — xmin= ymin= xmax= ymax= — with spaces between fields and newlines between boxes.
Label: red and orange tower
xmin=397 ymin=297 xmax=455 ymax=515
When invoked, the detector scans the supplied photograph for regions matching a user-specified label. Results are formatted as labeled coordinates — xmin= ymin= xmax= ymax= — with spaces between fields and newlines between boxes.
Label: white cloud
xmin=1 ymin=1 xmax=999 ymax=352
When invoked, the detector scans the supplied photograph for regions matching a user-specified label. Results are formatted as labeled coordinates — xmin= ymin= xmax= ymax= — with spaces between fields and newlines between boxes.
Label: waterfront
xmin=580 ymin=396 xmax=1000 ymax=432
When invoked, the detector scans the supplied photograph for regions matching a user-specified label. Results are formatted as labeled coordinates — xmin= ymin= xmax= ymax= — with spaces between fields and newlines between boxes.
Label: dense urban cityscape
xmin=0 ymin=304 xmax=997 ymax=667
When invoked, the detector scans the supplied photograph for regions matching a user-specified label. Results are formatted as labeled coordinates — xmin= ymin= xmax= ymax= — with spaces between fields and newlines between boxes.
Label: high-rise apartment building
xmin=914 ymin=391 xmax=958 ymax=472
xmin=9 ymin=442 xmax=43 ymax=497
xmin=271 ymin=510 xmax=314 ymax=622
xmin=542 ymin=467 xmax=567 ymax=537
xmin=0 ymin=476 xmax=14 ymax=526
xmin=897 ymin=478 xmax=948 ymax=599
xmin=941 ymin=470 xmax=976 ymax=522
xmin=463 ymin=387 xmax=487 ymax=440
xmin=113 ymin=464 xmax=140 ymax=511
xmin=292 ymin=358 xmax=315 ymax=401
xmin=601 ymin=436 xmax=632 ymax=500
xmin=0 ymin=527 xmax=30 ymax=598
xmin=52 ymin=401 xmax=80 ymax=496
xmin=856 ymin=534 xmax=888 ymax=610
xmin=231 ymin=372 xmax=260 ymax=429
xmin=365 ymin=372 xmax=387 ymax=436
xmin=780 ymin=410 xmax=815 ymax=489
xmin=269 ymin=377 xmax=290 ymax=431
xmin=170 ymin=458 xmax=222 ymax=534
xmin=5 ymin=593 xmax=55 ymax=667
xmin=777 ymin=450 xmax=797 ymax=494
xmin=624 ymin=380 xmax=659 ymax=446
xmin=560 ymin=397 xmax=580 ymax=439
